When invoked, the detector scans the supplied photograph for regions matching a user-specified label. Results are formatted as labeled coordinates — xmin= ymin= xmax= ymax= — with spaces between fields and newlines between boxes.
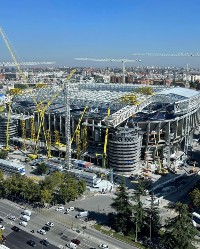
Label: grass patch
xmin=93 ymin=224 xmax=146 ymax=249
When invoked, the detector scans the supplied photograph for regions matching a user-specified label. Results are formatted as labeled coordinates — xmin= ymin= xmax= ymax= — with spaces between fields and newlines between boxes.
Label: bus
xmin=192 ymin=212 xmax=200 ymax=226
xmin=0 ymin=159 xmax=25 ymax=175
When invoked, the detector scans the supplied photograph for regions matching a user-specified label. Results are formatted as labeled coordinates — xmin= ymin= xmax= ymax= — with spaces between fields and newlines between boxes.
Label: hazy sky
xmin=1 ymin=0 xmax=200 ymax=68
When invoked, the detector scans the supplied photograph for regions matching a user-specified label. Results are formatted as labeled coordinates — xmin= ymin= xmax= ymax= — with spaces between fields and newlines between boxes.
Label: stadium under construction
xmin=1 ymin=83 xmax=200 ymax=175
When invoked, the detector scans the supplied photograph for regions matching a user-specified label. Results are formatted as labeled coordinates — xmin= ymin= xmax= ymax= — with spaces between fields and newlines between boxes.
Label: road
xmin=0 ymin=198 xmax=136 ymax=249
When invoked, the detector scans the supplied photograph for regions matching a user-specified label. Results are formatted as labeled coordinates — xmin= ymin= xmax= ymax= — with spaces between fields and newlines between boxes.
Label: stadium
xmin=3 ymin=83 xmax=200 ymax=175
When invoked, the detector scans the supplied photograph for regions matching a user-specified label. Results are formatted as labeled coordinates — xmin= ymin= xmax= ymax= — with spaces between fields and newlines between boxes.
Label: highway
xmin=0 ymin=198 xmax=136 ymax=249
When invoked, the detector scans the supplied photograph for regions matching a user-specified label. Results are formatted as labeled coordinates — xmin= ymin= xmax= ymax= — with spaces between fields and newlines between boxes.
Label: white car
xmin=69 ymin=207 xmax=74 ymax=211
xmin=8 ymin=215 xmax=16 ymax=221
xmin=46 ymin=222 xmax=54 ymax=227
xmin=56 ymin=206 xmax=64 ymax=211
xmin=99 ymin=244 xmax=109 ymax=249
xmin=37 ymin=229 xmax=46 ymax=235
xmin=0 ymin=225 xmax=5 ymax=230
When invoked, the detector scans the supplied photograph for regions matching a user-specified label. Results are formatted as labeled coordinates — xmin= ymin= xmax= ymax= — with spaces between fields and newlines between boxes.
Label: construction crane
xmin=74 ymin=57 xmax=141 ymax=83
xmin=132 ymin=52 xmax=200 ymax=87
xmin=132 ymin=52 xmax=200 ymax=57
xmin=33 ymin=69 xmax=76 ymax=158
xmin=96 ymin=108 xmax=110 ymax=168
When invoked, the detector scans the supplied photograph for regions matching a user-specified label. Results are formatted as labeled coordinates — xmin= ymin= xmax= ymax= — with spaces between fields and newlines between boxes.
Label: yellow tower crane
xmin=20 ymin=119 xmax=26 ymax=150
xmin=82 ymin=122 xmax=88 ymax=153
xmin=96 ymin=108 xmax=110 ymax=168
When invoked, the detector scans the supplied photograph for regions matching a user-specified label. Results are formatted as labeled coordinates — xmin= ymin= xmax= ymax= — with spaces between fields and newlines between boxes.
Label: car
xmin=99 ymin=244 xmax=109 ymax=249
xmin=71 ymin=239 xmax=81 ymax=245
xmin=56 ymin=206 xmax=64 ymax=211
xmin=2 ymin=235 xmax=6 ymax=242
xmin=42 ymin=226 xmax=50 ymax=231
xmin=64 ymin=209 xmax=70 ymax=214
xmin=37 ymin=229 xmax=47 ymax=235
xmin=0 ymin=217 xmax=3 ymax=222
xmin=8 ymin=215 xmax=16 ymax=221
xmin=0 ymin=225 xmax=5 ymax=230
xmin=69 ymin=207 xmax=74 ymax=211
xmin=11 ymin=226 xmax=20 ymax=232
xmin=40 ymin=239 xmax=50 ymax=246
xmin=27 ymin=240 xmax=37 ymax=247
xmin=46 ymin=222 xmax=54 ymax=227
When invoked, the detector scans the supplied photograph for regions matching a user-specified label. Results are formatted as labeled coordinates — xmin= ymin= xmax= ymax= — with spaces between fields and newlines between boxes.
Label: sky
xmin=1 ymin=0 xmax=200 ymax=68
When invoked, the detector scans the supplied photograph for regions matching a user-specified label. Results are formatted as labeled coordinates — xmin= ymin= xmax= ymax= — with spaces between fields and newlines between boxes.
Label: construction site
xmin=0 ymin=82 xmax=199 ymax=176
xmin=0 ymin=27 xmax=200 ymax=181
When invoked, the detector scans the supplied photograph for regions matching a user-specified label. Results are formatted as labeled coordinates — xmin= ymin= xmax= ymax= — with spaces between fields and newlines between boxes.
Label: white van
xmin=19 ymin=221 xmax=27 ymax=227
xmin=66 ymin=242 xmax=77 ymax=249
xmin=20 ymin=215 xmax=30 ymax=222
xmin=22 ymin=210 xmax=32 ymax=216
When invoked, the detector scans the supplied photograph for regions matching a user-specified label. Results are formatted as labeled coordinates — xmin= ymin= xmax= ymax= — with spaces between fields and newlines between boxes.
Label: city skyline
xmin=1 ymin=0 xmax=200 ymax=67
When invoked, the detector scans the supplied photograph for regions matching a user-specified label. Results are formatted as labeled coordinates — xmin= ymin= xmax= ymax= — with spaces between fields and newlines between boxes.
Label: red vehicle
xmin=71 ymin=239 xmax=81 ymax=245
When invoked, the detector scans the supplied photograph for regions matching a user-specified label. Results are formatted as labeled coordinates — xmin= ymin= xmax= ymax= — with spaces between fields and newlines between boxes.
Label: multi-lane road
xmin=0 ymin=198 xmax=136 ymax=249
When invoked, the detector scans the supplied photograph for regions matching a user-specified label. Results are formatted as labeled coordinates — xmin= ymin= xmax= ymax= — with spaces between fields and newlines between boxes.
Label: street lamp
xmin=149 ymin=214 xmax=152 ymax=241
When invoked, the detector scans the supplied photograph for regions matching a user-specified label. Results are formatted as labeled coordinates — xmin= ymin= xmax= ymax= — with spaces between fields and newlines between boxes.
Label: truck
xmin=20 ymin=215 xmax=30 ymax=222
xmin=75 ymin=211 xmax=88 ymax=218
xmin=22 ymin=210 xmax=32 ymax=216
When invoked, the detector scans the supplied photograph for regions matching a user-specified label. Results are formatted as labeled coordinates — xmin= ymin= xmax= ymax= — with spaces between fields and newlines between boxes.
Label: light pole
xmin=149 ymin=214 xmax=152 ymax=241
xmin=135 ymin=219 xmax=138 ymax=242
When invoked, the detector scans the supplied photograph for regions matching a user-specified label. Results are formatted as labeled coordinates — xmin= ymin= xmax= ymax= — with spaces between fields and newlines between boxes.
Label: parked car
xmin=11 ymin=226 xmax=20 ymax=232
xmin=0 ymin=217 xmax=3 ymax=222
xmin=69 ymin=207 xmax=74 ymax=211
xmin=40 ymin=239 xmax=50 ymax=246
xmin=37 ymin=229 xmax=46 ymax=235
xmin=56 ymin=206 xmax=64 ymax=211
xmin=27 ymin=240 xmax=37 ymax=247
xmin=42 ymin=226 xmax=50 ymax=231
xmin=0 ymin=225 xmax=5 ymax=230
xmin=99 ymin=244 xmax=109 ymax=249
xmin=46 ymin=222 xmax=54 ymax=227
xmin=8 ymin=215 xmax=16 ymax=221
xmin=19 ymin=221 xmax=27 ymax=227
xmin=71 ymin=239 xmax=81 ymax=245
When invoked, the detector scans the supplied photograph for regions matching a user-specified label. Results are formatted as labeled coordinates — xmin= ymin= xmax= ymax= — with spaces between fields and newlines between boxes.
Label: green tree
xmin=162 ymin=202 xmax=197 ymax=249
xmin=144 ymin=195 xmax=161 ymax=239
xmin=36 ymin=163 xmax=48 ymax=175
xmin=0 ymin=170 xmax=4 ymax=182
xmin=0 ymin=150 xmax=8 ymax=159
xmin=189 ymin=188 xmax=200 ymax=207
xmin=0 ymin=229 xmax=3 ymax=243
xmin=110 ymin=181 xmax=133 ymax=234
xmin=132 ymin=190 xmax=145 ymax=241
xmin=40 ymin=189 xmax=53 ymax=206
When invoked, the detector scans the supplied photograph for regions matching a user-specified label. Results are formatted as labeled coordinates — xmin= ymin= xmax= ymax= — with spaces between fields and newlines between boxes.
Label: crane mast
xmin=65 ymin=79 xmax=71 ymax=169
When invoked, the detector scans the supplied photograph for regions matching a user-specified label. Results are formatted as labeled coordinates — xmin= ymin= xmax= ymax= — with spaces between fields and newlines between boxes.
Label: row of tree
xmin=110 ymin=181 xmax=198 ymax=249
xmin=0 ymin=171 xmax=86 ymax=206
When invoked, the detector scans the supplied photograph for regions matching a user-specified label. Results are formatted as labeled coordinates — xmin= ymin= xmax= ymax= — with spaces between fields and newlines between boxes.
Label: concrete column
xmin=59 ymin=115 xmax=62 ymax=133
xmin=156 ymin=122 xmax=161 ymax=143
xmin=146 ymin=122 xmax=150 ymax=147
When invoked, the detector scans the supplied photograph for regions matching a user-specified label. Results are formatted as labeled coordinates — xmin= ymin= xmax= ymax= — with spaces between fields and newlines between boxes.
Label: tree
xmin=40 ymin=189 xmax=53 ymax=206
xmin=0 ymin=229 xmax=3 ymax=243
xmin=110 ymin=181 xmax=133 ymax=234
xmin=0 ymin=170 xmax=4 ymax=183
xmin=162 ymin=202 xmax=197 ymax=249
xmin=189 ymin=188 xmax=200 ymax=207
xmin=144 ymin=195 xmax=161 ymax=239
xmin=132 ymin=190 xmax=145 ymax=241
xmin=36 ymin=163 xmax=48 ymax=175
xmin=0 ymin=150 xmax=8 ymax=159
